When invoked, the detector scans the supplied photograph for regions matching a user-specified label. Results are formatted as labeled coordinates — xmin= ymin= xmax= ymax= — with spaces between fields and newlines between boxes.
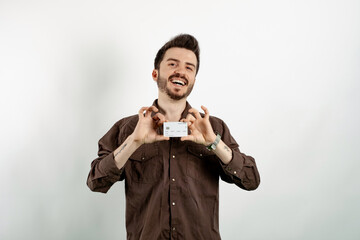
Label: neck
xmin=158 ymin=91 xmax=187 ymax=122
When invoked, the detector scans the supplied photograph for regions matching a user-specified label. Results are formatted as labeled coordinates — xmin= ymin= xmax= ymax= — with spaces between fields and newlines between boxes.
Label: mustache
xmin=168 ymin=73 xmax=188 ymax=85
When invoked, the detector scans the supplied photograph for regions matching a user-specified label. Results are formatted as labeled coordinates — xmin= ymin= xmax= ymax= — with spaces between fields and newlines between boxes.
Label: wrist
xmin=204 ymin=133 xmax=217 ymax=146
xmin=206 ymin=133 xmax=221 ymax=151
xmin=129 ymin=134 xmax=143 ymax=148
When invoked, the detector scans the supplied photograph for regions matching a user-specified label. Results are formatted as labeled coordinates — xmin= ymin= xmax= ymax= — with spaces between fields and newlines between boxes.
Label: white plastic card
xmin=163 ymin=122 xmax=188 ymax=137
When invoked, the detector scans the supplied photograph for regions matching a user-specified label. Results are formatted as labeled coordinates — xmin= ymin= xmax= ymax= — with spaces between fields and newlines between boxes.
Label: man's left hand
xmin=180 ymin=106 xmax=217 ymax=146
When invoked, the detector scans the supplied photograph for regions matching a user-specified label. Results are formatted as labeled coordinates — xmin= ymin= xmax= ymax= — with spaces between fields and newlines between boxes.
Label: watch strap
xmin=207 ymin=134 xmax=221 ymax=151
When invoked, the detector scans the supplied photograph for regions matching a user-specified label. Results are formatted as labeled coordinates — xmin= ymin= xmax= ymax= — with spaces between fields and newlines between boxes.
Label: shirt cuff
xmin=220 ymin=151 xmax=245 ymax=178
xmin=99 ymin=152 xmax=124 ymax=180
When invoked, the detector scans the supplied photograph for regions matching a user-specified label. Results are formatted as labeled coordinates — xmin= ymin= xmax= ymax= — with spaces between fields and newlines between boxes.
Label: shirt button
xmin=141 ymin=157 xmax=145 ymax=160
xmin=172 ymin=227 xmax=176 ymax=231
xmin=172 ymin=178 xmax=176 ymax=182
xmin=172 ymin=155 xmax=175 ymax=159
xmin=234 ymin=171 xmax=237 ymax=174
xmin=172 ymin=202 xmax=176 ymax=206
xmin=199 ymin=153 xmax=203 ymax=157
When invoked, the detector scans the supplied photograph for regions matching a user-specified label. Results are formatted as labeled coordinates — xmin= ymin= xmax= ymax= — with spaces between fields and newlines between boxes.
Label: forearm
xmin=113 ymin=134 xmax=142 ymax=169
xmin=212 ymin=139 xmax=232 ymax=165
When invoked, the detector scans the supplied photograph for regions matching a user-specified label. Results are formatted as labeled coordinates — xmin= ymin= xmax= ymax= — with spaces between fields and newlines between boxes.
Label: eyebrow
xmin=166 ymin=58 xmax=196 ymax=69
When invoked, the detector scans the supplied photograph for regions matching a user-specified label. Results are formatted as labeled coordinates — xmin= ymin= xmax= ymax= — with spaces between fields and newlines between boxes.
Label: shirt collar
xmin=152 ymin=99 xmax=192 ymax=121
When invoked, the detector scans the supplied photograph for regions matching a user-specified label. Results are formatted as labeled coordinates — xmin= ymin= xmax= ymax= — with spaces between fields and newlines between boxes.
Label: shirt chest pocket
xmin=186 ymin=145 xmax=218 ymax=181
xmin=129 ymin=143 xmax=162 ymax=183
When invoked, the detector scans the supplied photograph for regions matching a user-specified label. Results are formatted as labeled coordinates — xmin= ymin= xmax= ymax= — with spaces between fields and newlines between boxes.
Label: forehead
xmin=163 ymin=47 xmax=197 ymax=65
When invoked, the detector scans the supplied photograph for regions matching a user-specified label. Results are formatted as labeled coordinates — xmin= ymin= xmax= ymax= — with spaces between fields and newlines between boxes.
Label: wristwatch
xmin=206 ymin=134 xmax=221 ymax=151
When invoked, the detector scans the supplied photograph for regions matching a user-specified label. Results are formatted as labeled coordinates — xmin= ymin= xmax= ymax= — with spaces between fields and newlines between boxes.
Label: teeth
xmin=171 ymin=80 xmax=185 ymax=86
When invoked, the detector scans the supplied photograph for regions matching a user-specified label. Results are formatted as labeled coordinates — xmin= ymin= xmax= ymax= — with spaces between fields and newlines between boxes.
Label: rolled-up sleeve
xmin=86 ymin=121 xmax=125 ymax=193
xmin=215 ymin=119 xmax=260 ymax=190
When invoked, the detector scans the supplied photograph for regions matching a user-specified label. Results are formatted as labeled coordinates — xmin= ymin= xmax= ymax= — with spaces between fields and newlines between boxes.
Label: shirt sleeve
xmin=216 ymin=119 xmax=260 ymax=191
xmin=86 ymin=121 xmax=125 ymax=193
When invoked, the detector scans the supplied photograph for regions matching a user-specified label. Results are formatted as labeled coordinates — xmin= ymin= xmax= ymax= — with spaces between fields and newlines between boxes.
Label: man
xmin=87 ymin=34 xmax=260 ymax=240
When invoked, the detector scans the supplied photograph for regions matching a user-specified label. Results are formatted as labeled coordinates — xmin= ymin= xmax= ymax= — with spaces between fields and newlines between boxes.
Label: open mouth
xmin=170 ymin=78 xmax=187 ymax=87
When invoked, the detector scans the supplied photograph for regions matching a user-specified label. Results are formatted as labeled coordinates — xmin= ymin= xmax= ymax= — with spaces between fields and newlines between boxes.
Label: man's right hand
xmin=131 ymin=106 xmax=169 ymax=145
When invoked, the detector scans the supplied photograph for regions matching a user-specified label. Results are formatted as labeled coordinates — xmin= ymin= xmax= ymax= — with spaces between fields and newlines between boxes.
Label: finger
xmin=152 ymin=114 xmax=160 ymax=126
xmin=138 ymin=107 xmax=149 ymax=119
xmin=145 ymin=106 xmax=158 ymax=117
xmin=187 ymin=123 xmax=196 ymax=130
xmin=201 ymin=105 xmax=210 ymax=119
xmin=189 ymin=108 xmax=202 ymax=119
xmin=181 ymin=115 xmax=195 ymax=127
xmin=155 ymin=135 xmax=170 ymax=142
xmin=181 ymin=135 xmax=195 ymax=142
xmin=153 ymin=113 xmax=167 ymax=126
xmin=154 ymin=112 xmax=166 ymax=121
xmin=149 ymin=105 xmax=159 ymax=112
xmin=185 ymin=113 xmax=196 ymax=123
xmin=180 ymin=119 xmax=192 ymax=127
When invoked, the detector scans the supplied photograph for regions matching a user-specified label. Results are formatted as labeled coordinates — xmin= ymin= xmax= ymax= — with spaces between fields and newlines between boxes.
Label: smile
xmin=170 ymin=78 xmax=187 ymax=86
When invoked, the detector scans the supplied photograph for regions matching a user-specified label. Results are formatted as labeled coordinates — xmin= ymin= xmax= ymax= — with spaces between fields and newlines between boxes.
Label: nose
xmin=174 ymin=64 xmax=186 ymax=75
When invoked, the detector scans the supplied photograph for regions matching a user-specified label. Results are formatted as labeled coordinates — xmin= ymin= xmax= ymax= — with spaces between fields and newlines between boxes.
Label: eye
xmin=168 ymin=62 xmax=176 ymax=67
xmin=186 ymin=66 xmax=194 ymax=71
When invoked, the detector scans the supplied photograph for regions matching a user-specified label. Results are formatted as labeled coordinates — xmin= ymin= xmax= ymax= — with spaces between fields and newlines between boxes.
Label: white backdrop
xmin=1 ymin=0 xmax=359 ymax=239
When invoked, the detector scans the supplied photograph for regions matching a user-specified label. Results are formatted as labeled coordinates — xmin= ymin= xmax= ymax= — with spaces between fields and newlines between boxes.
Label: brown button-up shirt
xmin=87 ymin=100 xmax=260 ymax=240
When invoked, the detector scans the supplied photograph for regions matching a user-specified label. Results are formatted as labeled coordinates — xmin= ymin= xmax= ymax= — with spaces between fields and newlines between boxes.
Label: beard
xmin=157 ymin=73 xmax=194 ymax=100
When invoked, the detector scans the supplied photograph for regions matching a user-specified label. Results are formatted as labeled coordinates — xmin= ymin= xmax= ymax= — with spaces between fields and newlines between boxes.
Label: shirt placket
xmin=169 ymin=138 xmax=179 ymax=240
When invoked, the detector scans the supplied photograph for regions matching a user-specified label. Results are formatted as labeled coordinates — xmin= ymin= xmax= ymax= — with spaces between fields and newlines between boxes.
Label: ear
xmin=152 ymin=69 xmax=158 ymax=81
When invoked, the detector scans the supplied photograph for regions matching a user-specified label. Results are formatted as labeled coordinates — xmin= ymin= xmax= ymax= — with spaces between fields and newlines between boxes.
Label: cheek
xmin=160 ymin=70 xmax=171 ymax=79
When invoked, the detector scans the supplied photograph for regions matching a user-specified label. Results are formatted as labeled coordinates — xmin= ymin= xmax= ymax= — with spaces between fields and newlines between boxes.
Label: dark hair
xmin=154 ymin=34 xmax=200 ymax=74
